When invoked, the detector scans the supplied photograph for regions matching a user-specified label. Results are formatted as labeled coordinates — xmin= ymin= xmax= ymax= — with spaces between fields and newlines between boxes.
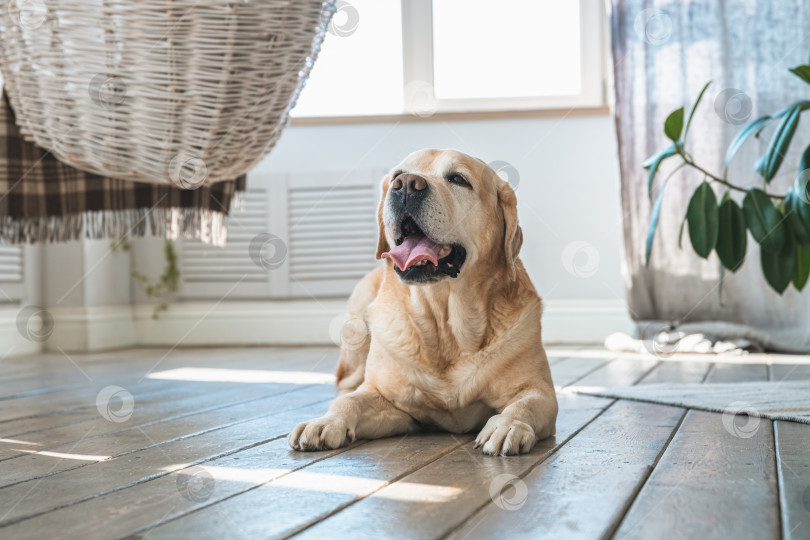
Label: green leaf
xmin=724 ymin=115 xmax=775 ymax=173
xmin=797 ymin=140 xmax=810 ymax=192
xmin=794 ymin=142 xmax=810 ymax=205
xmin=686 ymin=181 xmax=719 ymax=258
xmin=755 ymin=106 xmax=801 ymax=183
xmin=801 ymin=141 xmax=810 ymax=174
xmin=742 ymin=188 xmax=786 ymax=253
xmin=785 ymin=190 xmax=810 ymax=250
xmin=683 ymin=82 xmax=711 ymax=143
xmin=643 ymin=142 xmax=678 ymax=168
xmin=643 ymin=143 xmax=679 ymax=199
xmin=789 ymin=65 xmax=810 ymax=85
xmin=645 ymin=181 xmax=668 ymax=267
xmin=793 ymin=244 xmax=810 ymax=291
xmin=678 ymin=212 xmax=688 ymax=249
xmin=664 ymin=108 xmax=684 ymax=142
xmin=716 ymin=198 xmax=747 ymax=272
xmin=761 ymin=232 xmax=795 ymax=294
xmin=769 ymin=100 xmax=810 ymax=120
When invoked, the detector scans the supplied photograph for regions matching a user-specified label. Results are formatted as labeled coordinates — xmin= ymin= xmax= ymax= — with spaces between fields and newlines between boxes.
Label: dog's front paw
xmin=474 ymin=414 xmax=536 ymax=456
xmin=288 ymin=414 xmax=355 ymax=451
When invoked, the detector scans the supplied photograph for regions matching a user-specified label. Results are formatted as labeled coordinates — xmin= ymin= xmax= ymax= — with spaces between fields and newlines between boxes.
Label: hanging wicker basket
xmin=0 ymin=0 xmax=335 ymax=186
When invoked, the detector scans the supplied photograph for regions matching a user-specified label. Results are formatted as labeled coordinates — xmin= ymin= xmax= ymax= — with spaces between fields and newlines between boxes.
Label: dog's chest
xmin=376 ymin=362 xmax=492 ymax=432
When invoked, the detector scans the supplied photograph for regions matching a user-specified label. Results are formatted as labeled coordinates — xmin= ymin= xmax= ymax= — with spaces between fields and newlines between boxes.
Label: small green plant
xmin=645 ymin=55 xmax=810 ymax=294
xmin=112 ymin=237 xmax=179 ymax=318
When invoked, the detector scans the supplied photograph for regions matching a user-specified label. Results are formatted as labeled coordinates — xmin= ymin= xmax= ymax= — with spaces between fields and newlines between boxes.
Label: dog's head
xmin=375 ymin=149 xmax=522 ymax=284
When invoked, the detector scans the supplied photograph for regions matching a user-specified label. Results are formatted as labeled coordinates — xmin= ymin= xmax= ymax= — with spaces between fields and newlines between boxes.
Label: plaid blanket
xmin=0 ymin=94 xmax=245 ymax=245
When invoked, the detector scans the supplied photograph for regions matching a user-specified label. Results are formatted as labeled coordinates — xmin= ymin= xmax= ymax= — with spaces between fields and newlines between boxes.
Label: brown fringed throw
xmin=0 ymin=94 xmax=245 ymax=245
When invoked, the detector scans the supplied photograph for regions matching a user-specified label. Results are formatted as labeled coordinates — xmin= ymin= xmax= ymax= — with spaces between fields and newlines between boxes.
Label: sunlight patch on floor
xmin=17 ymin=449 xmax=111 ymax=461
xmin=556 ymin=385 xmax=608 ymax=394
xmin=0 ymin=438 xmax=40 ymax=446
xmin=167 ymin=465 xmax=462 ymax=502
xmin=146 ymin=367 xmax=335 ymax=385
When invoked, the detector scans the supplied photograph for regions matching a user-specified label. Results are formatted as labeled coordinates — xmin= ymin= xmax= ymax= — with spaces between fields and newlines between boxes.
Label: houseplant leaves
xmin=683 ymin=82 xmax=711 ymax=143
xmin=724 ymin=115 xmax=775 ymax=172
xmin=742 ymin=188 xmax=786 ymax=253
xmin=789 ymin=65 xmax=810 ymax=85
xmin=664 ymin=108 xmax=684 ymax=142
xmin=716 ymin=198 xmax=747 ymax=271
xmin=643 ymin=142 xmax=679 ymax=199
xmin=793 ymin=244 xmax=810 ymax=291
xmin=785 ymin=190 xmax=810 ymax=249
xmin=754 ymin=105 xmax=803 ymax=183
xmin=686 ymin=181 xmax=718 ymax=258
xmin=645 ymin=181 xmax=668 ymax=266
xmin=761 ymin=231 xmax=795 ymax=294
xmin=642 ymin=64 xmax=810 ymax=294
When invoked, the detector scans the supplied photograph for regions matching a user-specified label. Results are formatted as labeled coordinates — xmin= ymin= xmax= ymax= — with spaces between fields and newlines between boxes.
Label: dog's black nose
xmin=391 ymin=173 xmax=428 ymax=208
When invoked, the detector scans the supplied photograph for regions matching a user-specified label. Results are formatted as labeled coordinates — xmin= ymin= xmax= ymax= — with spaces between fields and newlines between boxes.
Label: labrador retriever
xmin=289 ymin=149 xmax=557 ymax=456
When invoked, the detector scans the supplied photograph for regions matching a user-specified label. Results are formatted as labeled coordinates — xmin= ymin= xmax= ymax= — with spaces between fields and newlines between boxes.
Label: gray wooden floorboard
xmin=0 ymin=385 xmax=335 ymax=491
xmin=138 ymin=346 xmax=625 ymax=538
xmin=548 ymin=356 xmax=614 ymax=387
xmin=611 ymin=362 xmax=780 ymax=540
xmin=289 ymin=394 xmax=614 ymax=540
xmin=444 ymin=358 xmax=708 ymax=540
xmin=0 ymin=382 xmax=315 ymax=462
xmin=447 ymin=399 xmax=687 ymax=540
xmin=292 ymin=356 xmax=688 ymax=538
xmin=772 ymin=361 xmax=810 ymax=540
xmin=147 ymin=433 xmax=474 ymax=539
xmin=0 ymin=348 xmax=331 ymax=425
xmin=0 ymin=347 xmax=801 ymax=540
xmin=0 ymin=402 xmax=343 ymax=536
xmin=771 ymin=363 xmax=810 ymax=381
xmin=708 ymin=362 xmax=769 ymax=383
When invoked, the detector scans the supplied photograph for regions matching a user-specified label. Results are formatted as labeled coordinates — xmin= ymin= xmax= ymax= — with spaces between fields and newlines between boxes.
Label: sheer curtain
xmin=611 ymin=0 xmax=810 ymax=352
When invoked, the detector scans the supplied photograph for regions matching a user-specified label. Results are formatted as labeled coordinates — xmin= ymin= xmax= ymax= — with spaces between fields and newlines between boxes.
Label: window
xmin=292 ymin=0 xmax=604 ymax=118
xmin=291 ymin=0 xmax=404 ymax=117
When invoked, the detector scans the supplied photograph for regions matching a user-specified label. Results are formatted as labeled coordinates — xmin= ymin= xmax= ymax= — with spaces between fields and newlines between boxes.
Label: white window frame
xmin=401 ymin=0 xmax=606 ymax=114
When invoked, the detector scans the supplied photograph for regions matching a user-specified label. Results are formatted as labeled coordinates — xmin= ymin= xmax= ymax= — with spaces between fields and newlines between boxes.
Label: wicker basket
xmin=0 ymin=0 xmax=335 ymax=186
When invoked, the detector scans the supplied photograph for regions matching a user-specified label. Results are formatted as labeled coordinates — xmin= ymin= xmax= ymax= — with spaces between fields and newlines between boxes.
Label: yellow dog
xmin=289 ymin=149 xmax=557 ymax=456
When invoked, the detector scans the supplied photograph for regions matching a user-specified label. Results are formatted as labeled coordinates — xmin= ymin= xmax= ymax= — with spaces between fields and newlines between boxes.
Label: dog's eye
xmin=447 ymin=173 xmax=472 ymax=189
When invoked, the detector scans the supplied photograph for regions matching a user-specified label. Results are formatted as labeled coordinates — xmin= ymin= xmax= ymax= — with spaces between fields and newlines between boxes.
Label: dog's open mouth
xmin=382 ymin=215 xmax=466 ymax=282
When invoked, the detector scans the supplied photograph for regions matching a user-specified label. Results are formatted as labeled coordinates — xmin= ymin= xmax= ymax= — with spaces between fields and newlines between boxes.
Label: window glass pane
xmin=291 ymin=0 xmax=404 ymax=116
xmin=432 ymin=0 xmax=581 ymax=100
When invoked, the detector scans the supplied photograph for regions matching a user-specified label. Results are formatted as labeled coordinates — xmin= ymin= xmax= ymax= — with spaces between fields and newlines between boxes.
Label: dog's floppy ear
xmin=375 ymin=175 xmax=391 ymax=259
xmin=497 ymin=181 xmax=523 ymax=280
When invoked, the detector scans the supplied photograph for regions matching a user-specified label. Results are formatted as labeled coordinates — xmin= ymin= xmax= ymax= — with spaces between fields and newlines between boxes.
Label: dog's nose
xmin=391 ymin=173 xmax=428 ymax=196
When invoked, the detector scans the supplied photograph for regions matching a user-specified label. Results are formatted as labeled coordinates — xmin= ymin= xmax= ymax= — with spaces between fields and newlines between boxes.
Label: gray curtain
xmin=611 ymin=0 xmax=810 ymax=352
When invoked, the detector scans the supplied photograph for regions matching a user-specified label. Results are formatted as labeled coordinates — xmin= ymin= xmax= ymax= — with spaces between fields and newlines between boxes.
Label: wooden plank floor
xmin=0 ymin=346 xmax=808 ymax=539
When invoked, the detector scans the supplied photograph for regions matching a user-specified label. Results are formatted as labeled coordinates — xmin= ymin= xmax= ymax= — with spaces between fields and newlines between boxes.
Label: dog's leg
xmin=289 ymin=388 xmax=418 ymax=451
xmin=335 ymin=320 xmax=370 ymax=394
xmin=334 ymin=267 xmax=384 ymax=394
xmin=475 ymin=390 xmax=558 ymax=456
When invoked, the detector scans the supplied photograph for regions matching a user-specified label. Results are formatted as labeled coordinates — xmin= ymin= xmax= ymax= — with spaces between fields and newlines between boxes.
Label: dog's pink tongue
xmin=382 ymin=236 xmax=440 ymax=271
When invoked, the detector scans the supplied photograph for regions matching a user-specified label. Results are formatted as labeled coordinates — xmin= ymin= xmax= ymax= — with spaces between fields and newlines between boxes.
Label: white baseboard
xmin=542 ymin=299 xmax=634 ymax=344
xmin=133 ymin=301 xmax=347 ymax=347
xmin=0 ymin=305 xmax=43 ymax=358
xmin=32 ymin=298 xmax=631 ymax=352
xmin=46 ymin=306 xmax=136 ymax=352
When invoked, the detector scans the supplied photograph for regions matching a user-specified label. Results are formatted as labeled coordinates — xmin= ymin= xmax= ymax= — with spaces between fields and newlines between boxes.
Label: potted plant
xmin=645 ymin=58 xmax=810 ymax=294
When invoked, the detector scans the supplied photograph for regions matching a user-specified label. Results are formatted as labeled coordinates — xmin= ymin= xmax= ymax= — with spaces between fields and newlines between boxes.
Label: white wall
xmin=256 ymin=113 xmax=626 ymax=301
xmin=19 ymin=112 xmax=631 ymax=352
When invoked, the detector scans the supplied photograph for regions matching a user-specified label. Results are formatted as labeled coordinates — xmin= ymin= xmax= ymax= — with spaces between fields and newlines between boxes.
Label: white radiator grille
xmin=179 ymin=170 xmax=383 ymax=299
